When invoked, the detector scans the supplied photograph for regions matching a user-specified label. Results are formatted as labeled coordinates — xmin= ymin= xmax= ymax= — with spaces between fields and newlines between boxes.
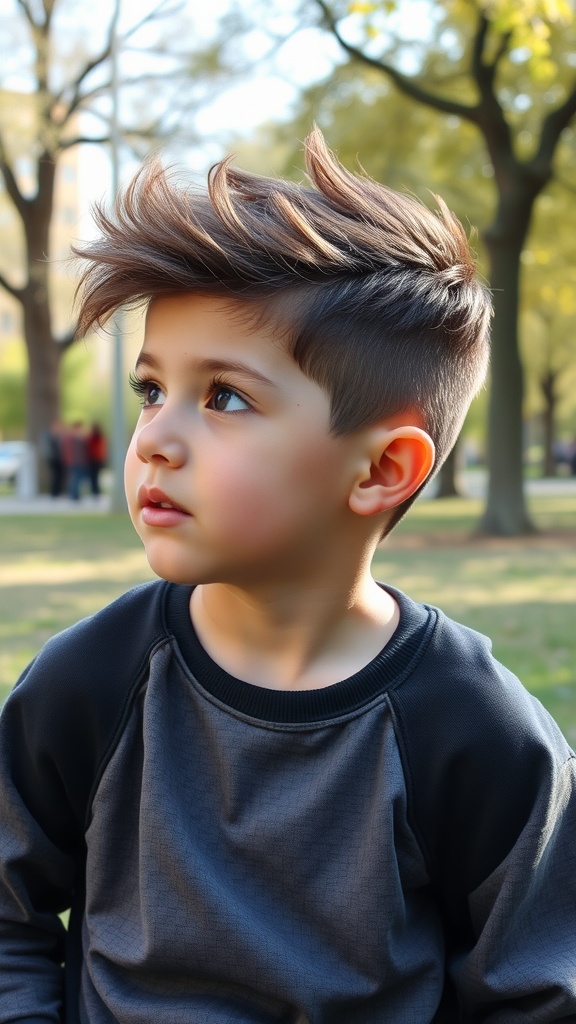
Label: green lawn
xmin=0 ymin=515 xmax=154 ymax=706
xmin=1 ymin=493 xmax=575 ymax=744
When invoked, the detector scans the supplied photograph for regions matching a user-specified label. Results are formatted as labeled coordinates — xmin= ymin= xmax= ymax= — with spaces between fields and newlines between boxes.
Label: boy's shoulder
xmin=388 ymin=592 xmax=574 ymax=916
xmin=392 ymin=591 xmax=564 ymax=759
xmin=3 ymin=580 xmax=171 ymax=835
xmin=19 ymin=578 xmax=169 ymax=690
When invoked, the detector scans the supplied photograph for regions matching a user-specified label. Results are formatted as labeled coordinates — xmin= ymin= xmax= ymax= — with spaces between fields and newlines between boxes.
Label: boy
xmin=0 ymin=128 xmax=575 ymax=1023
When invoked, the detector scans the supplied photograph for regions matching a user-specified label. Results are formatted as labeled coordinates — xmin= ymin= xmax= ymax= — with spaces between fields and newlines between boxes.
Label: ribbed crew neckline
xmin=162 ymin=582 xmax=434 ymax=724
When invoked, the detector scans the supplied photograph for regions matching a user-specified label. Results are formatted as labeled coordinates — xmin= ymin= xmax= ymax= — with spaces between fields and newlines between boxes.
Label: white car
xmin=0 ymin=441 xmax=28 ymax=484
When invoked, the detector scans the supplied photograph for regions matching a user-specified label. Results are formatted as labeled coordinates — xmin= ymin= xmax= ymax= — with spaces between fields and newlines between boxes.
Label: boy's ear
xmin=348 ymin=425 xmax=435 ymax=518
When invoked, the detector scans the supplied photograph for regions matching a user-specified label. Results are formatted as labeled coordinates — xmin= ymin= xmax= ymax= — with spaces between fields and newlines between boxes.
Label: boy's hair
xmin=75 ymin=127 xmax=492 ymax=531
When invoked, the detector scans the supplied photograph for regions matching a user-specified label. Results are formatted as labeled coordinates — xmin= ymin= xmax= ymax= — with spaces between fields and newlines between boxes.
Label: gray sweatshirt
xmin=0 ymin=580 xmax=575 ymax=1022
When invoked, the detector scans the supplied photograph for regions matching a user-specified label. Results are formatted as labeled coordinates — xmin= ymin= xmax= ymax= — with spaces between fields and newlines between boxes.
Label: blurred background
xmin=1 ymin=0 xmax=575 ymax=531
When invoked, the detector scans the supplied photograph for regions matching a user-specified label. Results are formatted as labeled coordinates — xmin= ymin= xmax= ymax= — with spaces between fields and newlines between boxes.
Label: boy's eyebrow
xmin=134 ymin=351 xmax=279 ymax=390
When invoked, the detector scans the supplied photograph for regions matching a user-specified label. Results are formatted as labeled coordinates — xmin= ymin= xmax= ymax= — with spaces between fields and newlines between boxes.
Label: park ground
xmin=0 ymin=482 xmax=575 ymax=746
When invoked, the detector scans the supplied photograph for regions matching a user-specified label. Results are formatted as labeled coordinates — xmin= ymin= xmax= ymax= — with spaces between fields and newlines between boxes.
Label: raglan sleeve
xmin=451 ymin=727 xmax=576 ymax=1020
xmin=0 ymin=581 xmax=163 ymax=1023
xmin=0 ymin=642 xmax=82 ymax=1023
xmin=389 ymin=612 xmax=576 ymax=1022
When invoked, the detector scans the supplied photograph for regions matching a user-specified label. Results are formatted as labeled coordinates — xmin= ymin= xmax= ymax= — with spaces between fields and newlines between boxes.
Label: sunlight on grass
xmin=0 ymin=549 xmax=152 ymax=585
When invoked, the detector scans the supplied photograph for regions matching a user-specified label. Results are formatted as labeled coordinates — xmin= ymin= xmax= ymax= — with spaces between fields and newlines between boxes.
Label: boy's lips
xmin=137 ymin=485 xmax=190 ymax=526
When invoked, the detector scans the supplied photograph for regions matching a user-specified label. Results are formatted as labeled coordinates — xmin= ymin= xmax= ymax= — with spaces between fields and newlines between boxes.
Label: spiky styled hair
xmin=75 ymin=127 xmax=491 ymax=529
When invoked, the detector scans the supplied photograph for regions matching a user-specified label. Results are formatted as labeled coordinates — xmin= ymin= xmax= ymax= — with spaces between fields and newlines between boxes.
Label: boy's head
xmin=76 ymin=127 xmax=491 ymax=535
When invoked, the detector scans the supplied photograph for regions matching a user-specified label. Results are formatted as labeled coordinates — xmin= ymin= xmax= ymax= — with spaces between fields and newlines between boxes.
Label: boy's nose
xmin=134 ymin=415 xmax=187 ymax=467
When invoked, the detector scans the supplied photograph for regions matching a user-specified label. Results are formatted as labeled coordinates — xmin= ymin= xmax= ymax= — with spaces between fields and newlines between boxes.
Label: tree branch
xmin=15 ymin=0 xmax=36 ymax=27
xmin=471 ymin=11 xmax=511 ymax=85
xmin=120 ymin=0 xmax=185 ymax=43
xmin=535 ymin=81 xmax=576 ymax=169
xmin=469 ymin=11 xmax=515 ymax=171
xmin=55 ymin=0 xmax=186 ymax=126
xmin=53 ymin=46 xmax=114 ymax=122
xmin=313 ymin=0 xmax=479 ymax=123
xmin=59 ymin=135 xmax=111 ymax=149
xmin=0 ymin=144 xmax=28 ymax=220
xmin=0 ymin=270 xmax=24 ymax=303
xmin=54 ymin=0 xmax=119 ymax=121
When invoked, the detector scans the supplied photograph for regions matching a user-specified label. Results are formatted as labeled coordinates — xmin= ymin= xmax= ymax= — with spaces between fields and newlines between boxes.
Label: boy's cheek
xmin=124 ymin=445 xmax=144 ymax=526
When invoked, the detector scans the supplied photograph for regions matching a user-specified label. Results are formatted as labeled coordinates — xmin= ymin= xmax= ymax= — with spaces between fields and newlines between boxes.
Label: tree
xmin=0 ymin=0 xmax=234 ymax=465
xmin=306 ymin=0 xmax=576 ymax=534
xmin=520 ymin=188 xmax=576 ymax=476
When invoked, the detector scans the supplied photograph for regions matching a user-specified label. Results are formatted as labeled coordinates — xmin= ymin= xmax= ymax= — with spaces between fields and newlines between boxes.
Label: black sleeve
xmin=0 ymin=580 xmax=168 ymax=1022
xmin=388 ymin=609 xmax=576 ymax=1021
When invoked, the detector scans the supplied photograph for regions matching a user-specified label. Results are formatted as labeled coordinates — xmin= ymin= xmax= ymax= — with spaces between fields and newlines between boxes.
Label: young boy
xmin=1 ymin=128 xmax=575 ymax=1023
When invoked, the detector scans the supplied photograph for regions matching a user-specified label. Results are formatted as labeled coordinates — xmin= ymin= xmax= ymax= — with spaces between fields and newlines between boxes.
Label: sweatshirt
xmin=0 ymin=580 xmax=575 ymax=1022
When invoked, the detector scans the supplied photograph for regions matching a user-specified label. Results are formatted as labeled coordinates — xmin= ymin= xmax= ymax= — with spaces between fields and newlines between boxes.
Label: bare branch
xmin=56 ymin=83 xmax=112 ymax=118
xmin=55 ymin=0 xmax=186 ymax=126
xmin=0 ymin=271 xmax=24 ymax=303
xmin=59 ymin=135 xmax=111 ymax=149
xmin=63 ymin=91 xmax=168 ymax=140
xmin=313 ymin=0 xmax=479 ymax=123
xmin=120 ymin=0 xmax=186 ymax=44
xmin=54 ymin=0 xmax=118 ymax=121
xmin=71 ymin=68 xmax=186 ymax=102
xmin=15 ymin=0 xmax=35 ymax=26
xmin=0 ymin=142 xmax=28 ymax=220
xmin=54 ymin=48 xmax=114 ymax=122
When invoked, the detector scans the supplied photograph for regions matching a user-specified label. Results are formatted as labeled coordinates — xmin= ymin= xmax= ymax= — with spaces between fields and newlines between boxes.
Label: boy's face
xmin=125 ymin=294 xmax=367 ymax=587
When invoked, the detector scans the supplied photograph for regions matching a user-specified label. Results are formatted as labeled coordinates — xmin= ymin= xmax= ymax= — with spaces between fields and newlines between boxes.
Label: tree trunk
xmin=23 ymin=281 xmax=62 ymax=445
xmin=540 ymin=369 xmax=557 ymax=478
xmin=478 ymin=191 xmax=536 ymax=535
xmin=20 ymin=156 xmax=63 ymax=490
xmin=435 ymin=440 xmax=460 ymax=498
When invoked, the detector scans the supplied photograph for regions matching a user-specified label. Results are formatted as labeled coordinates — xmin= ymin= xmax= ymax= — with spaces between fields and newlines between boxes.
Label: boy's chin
xmin=147 ymin=560 xmax=202 ymax=587
xmin=144 ymin=551 xmax=223 ymax=588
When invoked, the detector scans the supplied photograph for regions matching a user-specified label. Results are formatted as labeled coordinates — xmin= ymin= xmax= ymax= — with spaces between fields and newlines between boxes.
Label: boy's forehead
xmin=142 ymin=293 xmax=291 ymax=359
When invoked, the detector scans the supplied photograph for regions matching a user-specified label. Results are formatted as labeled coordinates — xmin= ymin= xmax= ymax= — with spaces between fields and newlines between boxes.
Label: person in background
xmin=41 ymin=420 xmax=65 ymax=497
xmin=86 ymin=422 xmax=107 ymax=497
xmin=61 ymin=420 xmax=88 ymax=501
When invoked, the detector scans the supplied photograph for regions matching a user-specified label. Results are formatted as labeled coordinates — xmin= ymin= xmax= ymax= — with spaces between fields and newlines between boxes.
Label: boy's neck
xmin=188 ymin=569 xmax=398 ymax=692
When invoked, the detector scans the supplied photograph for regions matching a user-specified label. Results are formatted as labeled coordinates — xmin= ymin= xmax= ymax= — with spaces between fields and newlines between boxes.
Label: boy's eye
xmin=129 ymin=373 xmax=166 ymax=408
xmin=207 ymin=387 xmax=250 ymax=413
xmin=143 ymin=384 xmax=165 ymax=407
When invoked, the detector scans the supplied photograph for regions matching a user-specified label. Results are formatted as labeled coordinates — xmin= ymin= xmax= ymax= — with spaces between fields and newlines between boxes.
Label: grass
xmin=0 ymin=515 xmax=154 ymax=706
xmin=1 ymin=493 xmax=575 ymax=745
